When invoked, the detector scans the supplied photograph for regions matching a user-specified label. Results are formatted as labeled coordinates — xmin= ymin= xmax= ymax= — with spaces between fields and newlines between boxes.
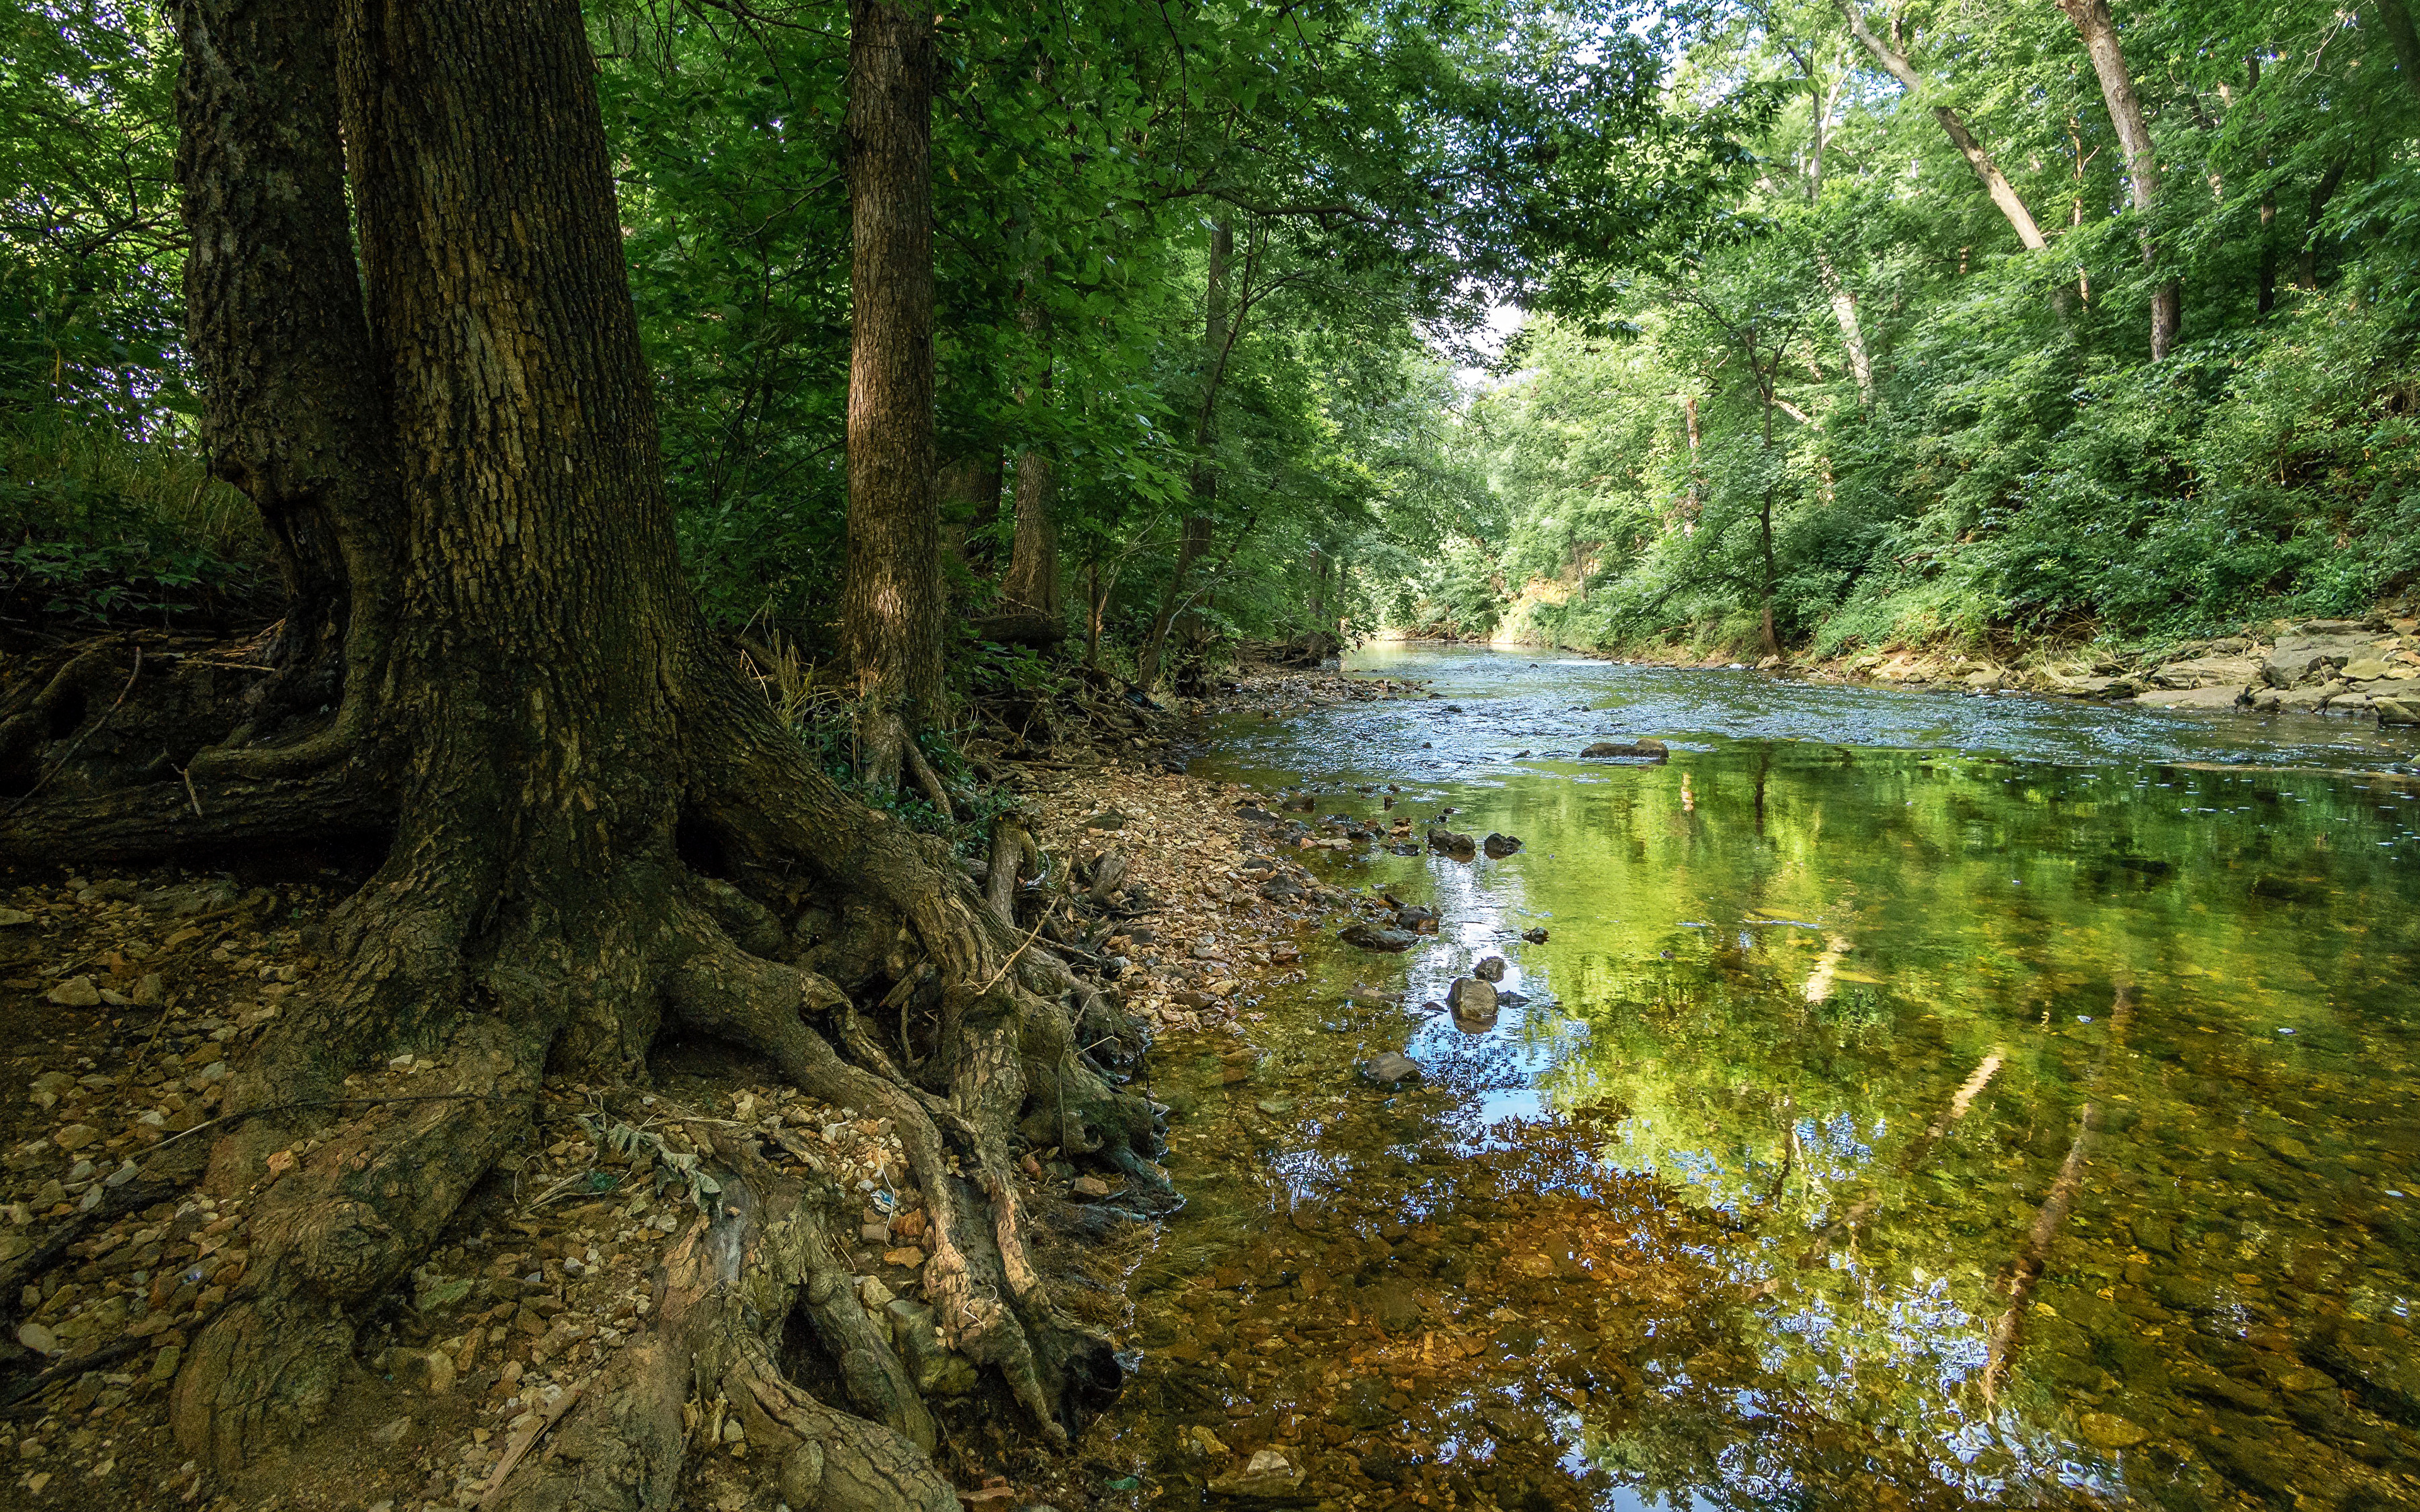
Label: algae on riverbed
xmin=1092 ymin=647 xmax=2420 ymax=1512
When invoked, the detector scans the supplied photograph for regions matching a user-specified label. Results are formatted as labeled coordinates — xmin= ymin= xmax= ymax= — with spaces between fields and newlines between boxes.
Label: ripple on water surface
xmin=1092 ymin=645 xmax=2420 ymax=1512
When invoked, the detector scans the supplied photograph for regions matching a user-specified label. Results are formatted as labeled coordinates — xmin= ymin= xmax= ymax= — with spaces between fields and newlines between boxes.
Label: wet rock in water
xmin=1363 ymin=1279 xmax=1424 ymax=1334
xmin=1472 ymin=956 xmax=1507 ymax=983
xmin=1359 ymin=1051 xmax=1421 ymax=1087
xmin=2075 ymin=1412 xmax=2150 ymax=1453
xmin=1209 ymin=1449 xmax=1309 ymax=1500
xmin=1339 ymin=923 xmax=1419 ymax=953
xmin=1393 ymin=904 xmax=1441 ymax=932
xmin=1335 ymin=1377 xmax=1401 ymax=1431
xmin=2378 ymin=697 xmax=2420 ymax=726
xmin=1448 ymin=978 xmax=1498 ymax=1031
xmin=1494 ymin=989 xmax=1529 ymax=1007
xmin=1426 ymin=827 xmax=1477 ymax=859
xmin=1520 ymin=927 xmax=1549 ymax=944
xmin=1581 ymin=738 xmax=1668 ymax=760
xmin=1481 ymin=832 xmax=1521 ymax=857
xmin=2129 ymin=1213 xmax=2176 ymax=1255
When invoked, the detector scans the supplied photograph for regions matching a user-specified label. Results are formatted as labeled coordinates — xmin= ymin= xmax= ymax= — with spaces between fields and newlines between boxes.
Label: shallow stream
xmin=1093 ymin=644 xmax=2420 ymax=1511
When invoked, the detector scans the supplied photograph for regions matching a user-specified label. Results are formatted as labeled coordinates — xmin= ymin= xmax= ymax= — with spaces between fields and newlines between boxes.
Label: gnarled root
xmin=496 ymin=1137 xmax=955 ymax=1512
xmin=173 ymin=1014 xmax=546 ymax=1470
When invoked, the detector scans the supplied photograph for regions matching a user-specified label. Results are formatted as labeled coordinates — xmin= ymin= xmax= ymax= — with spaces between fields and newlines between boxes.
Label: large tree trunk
xmin=1836 ymin=0 xmax=2052 ymax=252
xmin=841 ymin=0 xmax=945 ymax=792
xmin=2 ymin=0 xmax=1155 ymax=1494
xmin=940 ymin=447 xmax=1006 ymax=582
xmin=2057 ymin=0 xmax=2180 ymax=358
xmin=172 ymin=0 xmax=399 ymax=754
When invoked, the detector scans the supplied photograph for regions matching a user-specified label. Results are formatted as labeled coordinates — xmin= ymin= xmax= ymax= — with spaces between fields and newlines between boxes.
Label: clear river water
xmin=1092 ymin=643 xmax=2420 ymax=1512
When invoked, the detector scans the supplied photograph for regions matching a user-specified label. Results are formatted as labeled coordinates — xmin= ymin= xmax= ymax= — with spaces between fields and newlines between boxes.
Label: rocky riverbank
xmin=1513 ymin=614 xmax=2420 ymax=728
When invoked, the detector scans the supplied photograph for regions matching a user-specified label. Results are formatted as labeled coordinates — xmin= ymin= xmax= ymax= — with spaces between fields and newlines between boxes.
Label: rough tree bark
xmin=2056 ymin=0 xmax=2181 ymax=358
xmin=1836 ymin=0 xmax=2053 ymax=253
xmin=1136 ymin=219 xmax=1233 ymax=690
xmin=841 ymin=0 xmax=947 ymax=794
xmin=4 ymin=0 xmax=1156 ymax=1499
xmin=939 ymin=447 xmax=1006 ymax=583
xmin=172 ymin=0 xmax=399 ymax=750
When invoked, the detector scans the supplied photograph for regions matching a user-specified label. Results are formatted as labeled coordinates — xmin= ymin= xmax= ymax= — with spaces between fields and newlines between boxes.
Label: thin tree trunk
xmin=1836 ymin=0 xmax=2051 ymax=251
xmin=1806 ymin=64 xmax=1875 ymax=406
xmin=997 ymin=295 xmax=1061 ymax=639
xmin=840 ymin=0 xmax=942 ymax=790
xmin=1681 ymin=394 xmax=1702 ymax=534
xmin=1758 ymin=392 xmax=1780 ymax=657
xmin=2248 ymin=56 xmax=2277 ymax=316
xmin=173 ymin=0 xmax=398 ymax=750
xmin=2057 ymin=0 xmax=2180 ymax=358
xmin=1085 ymin=557 xmax=1105 ymax=668
xmin=1137 ymin=219 xmax=1231 ymax=689
xmin=2297 ymin=160 xmax=2347 ymax=290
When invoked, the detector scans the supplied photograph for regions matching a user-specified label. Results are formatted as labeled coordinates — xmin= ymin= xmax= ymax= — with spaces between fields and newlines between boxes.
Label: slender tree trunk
xmin=1137 ymin=219 xmax=1231 ymax=689
xmin=1758 ymin=392 xmax=1780 ymax=658
xmin=2297 ymin=160 xmax=2347 ymax=290
xmin=841 ymin=0 xmax=942 ymax=790
xmin=997 ymin=295 xmax=1062 ymax=640
xmin=2057 ymin=0 xmax=2179 ymax=358
xmin=1085 ymin=556 xmax=1105 ymax=668
xmin=1681 ymin=393 xmax=1702 ymax=534
xmin=173 ymin=0 xmax=398 ymax=747
xmin=1836 ymin=1 xmax=2052 ymax=251
xmin=1805 ymin=65 xmax=1874 ymax=406
xmin=2247 ymin=56 xmax=2277 ymax=316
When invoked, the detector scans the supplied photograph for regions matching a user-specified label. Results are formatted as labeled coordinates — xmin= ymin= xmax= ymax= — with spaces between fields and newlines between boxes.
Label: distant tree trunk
xmin=938 ymin=447 xmax=1005 ymax=582
xmin=2247 ymin=56 xmax=2277 ymax=316
xmin=996 ymin=294 xmax=1062 ymax=641
xmin=2297 ymin=160 xmax=2347 ymax=290
xmin=1681 ymin=393 xmax=1702 ymax=534
xmin=1758 ymin=391 xmax=1780 ymax=658
xmin=1137 ymin=218 xmax=1232 ymax=689
xmin=1804 ymin=70 xmax=1874 ymax=407
xmin=173 ymin=0 xmax=398 ymax=748
xmin=840 ymin=0 xmax=943 ymax=791
xmin=1084 ymin=556 xmax=1107 ymax=668
xmin=2057 ymin=0 xmax=2179 ymax=358
xmin=2377 ymin=0 xmax=2420 ymax=104
xmin=1836 ymin=1 xmax=2051 ymax=252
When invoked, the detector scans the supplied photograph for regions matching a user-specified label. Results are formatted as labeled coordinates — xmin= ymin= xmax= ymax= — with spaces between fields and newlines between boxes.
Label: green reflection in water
xmin=1089 ymin=679 xmax=2420 ymax=1512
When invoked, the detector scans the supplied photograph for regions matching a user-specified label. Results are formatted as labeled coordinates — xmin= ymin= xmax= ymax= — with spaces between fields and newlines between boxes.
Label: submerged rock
xmin=1359 ymin=1051 xmax=1421 ymax=1087
xmin=1581 ymin=738 xmax=1668 ymax=760
xmin=1209 ymin=1449 xmax=1308 ymax=1499
xmin=1339 ymin=923 xmax=1419 ymax=953
xmin=1426 ymin=827 xmax=1477 ymax=859
xmin=1520 ymin=927 xmax=1549 ymax=943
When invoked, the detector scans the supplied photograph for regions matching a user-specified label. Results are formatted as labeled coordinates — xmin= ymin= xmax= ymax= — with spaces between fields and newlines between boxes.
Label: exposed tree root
xmin=3 ymin=628 xmax=1164 ymax=1498
xmin=493 ymin=1135 xmax=958 ymax=1512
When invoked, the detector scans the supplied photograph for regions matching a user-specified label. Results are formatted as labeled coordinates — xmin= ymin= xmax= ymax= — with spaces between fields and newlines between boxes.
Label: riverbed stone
xmin=1581 ymin=738 xmax=1668 ymax=759
xmin=2075 ymin=1412 xmax=2150 ymax=1452
xmin=2378 ymin=697 xmax=2420 ymax=726
xmin=1359 ymin=1052 xmax=1420 ymax=1088
xmin=1426 ymin=827 xmax=1477 ymax=859
xmin=1339 ymin=923 xmax=1418 ymax=953
xmin=1208 ymin=1449 xmax=1308 ymax=1500
xmin=2264 ymin=636 xmax=2370 ymax=687
xmin=1472 ymin=956 xmax=1506 ymax=982
xmin=1481 ymin=832 xmax=1521 ymax=857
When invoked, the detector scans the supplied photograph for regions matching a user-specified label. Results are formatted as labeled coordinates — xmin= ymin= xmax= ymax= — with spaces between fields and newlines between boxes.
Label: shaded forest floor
xmin=0 ymin=655 xmax=1410 ymax=1511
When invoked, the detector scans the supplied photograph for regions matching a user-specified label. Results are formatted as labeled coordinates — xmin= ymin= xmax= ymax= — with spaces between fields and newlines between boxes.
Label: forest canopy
xmin=4 ymin=0 xmax=2418 ymax=684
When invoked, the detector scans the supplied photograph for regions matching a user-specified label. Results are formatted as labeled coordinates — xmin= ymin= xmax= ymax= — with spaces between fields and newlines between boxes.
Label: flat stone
xmin=2075 ymin=1411 xmax=2150 ymax=1452
xmin=2378 ymin=697 xmax=2420 ymax=726
xmin=45 ymin=976 xmax=100 ymax=1007
xmin=1359 ymin=1051 xmax=1420 ymax=1087
xmin=1581 ymin=738 xmax=1668 ymax=759
xmin=2148 ymin=655 xmax=2260 ymax=689
xmin=0 ymin=909 xmax=33 ymax=927
xmin=1207 ymin=1448 xmax=1308 ymax=1500
xmin=2133 ymin=686 xmax=2246 ymax=710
